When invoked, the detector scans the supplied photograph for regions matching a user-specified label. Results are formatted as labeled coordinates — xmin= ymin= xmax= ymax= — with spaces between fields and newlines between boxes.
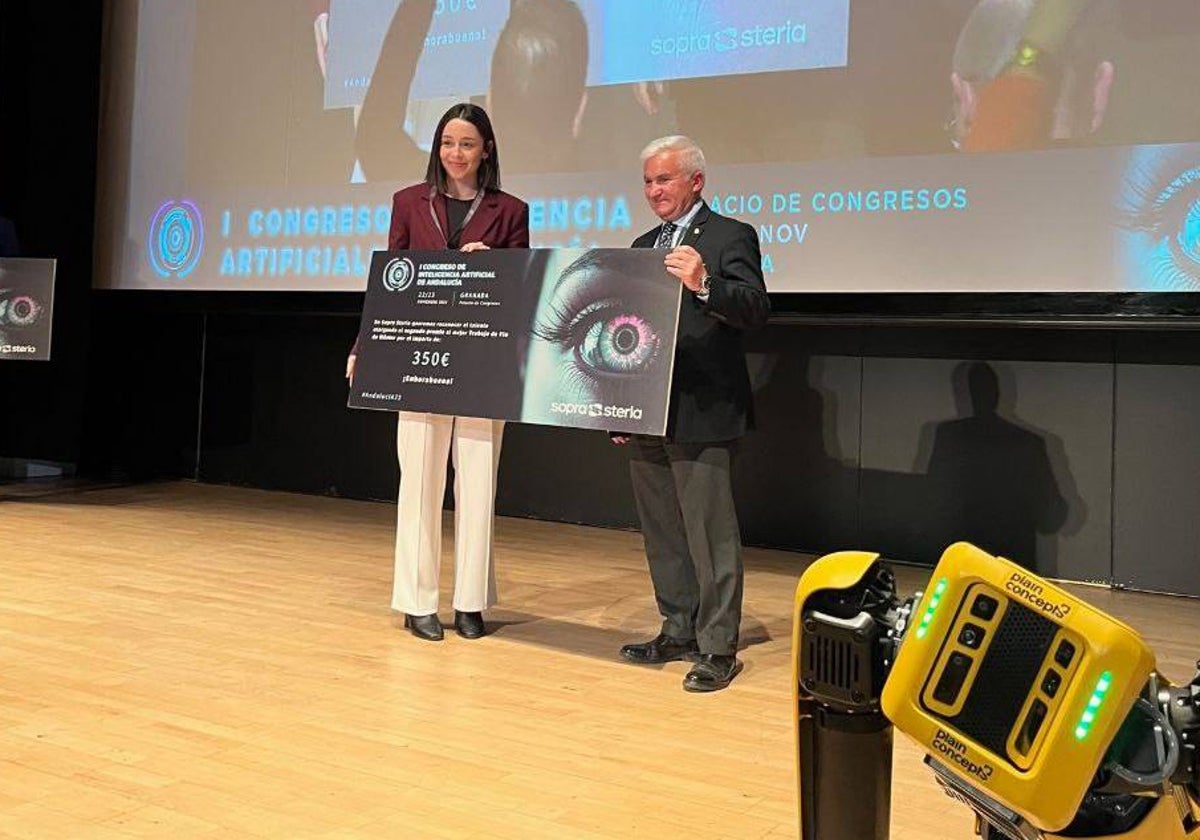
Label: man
xmin=951 ymin=0 xmax=1200 ymax=153
xmin=616 ymin=135 xmax=770 ymax=692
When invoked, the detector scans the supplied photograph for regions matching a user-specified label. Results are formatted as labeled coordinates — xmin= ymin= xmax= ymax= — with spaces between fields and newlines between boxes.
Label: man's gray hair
xmin=640 ymin=135 xmax=706 ymax=176
xmin=953 ymin=0 xmax=1036 ymax=82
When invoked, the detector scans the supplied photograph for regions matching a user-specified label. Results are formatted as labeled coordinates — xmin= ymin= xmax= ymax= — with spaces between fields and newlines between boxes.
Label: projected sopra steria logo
xmin=651 ymin=20 xmax=808 ymax=56
xmin=148 ymin=200 xmax=204 ymax=279
xmin=382 ymin=257 xmax=417 ymax=292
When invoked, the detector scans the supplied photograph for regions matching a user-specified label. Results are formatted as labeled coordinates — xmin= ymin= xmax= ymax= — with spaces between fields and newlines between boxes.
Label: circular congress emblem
xmin=149 ymin=200 xmax=204 ymax=279
xmin=382 ymin=257 xmax=416 ymax=292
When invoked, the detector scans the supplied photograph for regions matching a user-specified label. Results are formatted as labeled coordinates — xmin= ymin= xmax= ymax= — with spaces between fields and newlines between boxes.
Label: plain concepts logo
xmin=149 ymin=200 xmax=205 ymax=279
xmin=382 ymin=257 xmax=416 ymax=292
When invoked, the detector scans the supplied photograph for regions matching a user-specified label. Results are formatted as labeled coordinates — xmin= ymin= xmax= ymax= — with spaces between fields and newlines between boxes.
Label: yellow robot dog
xmin=792 ymin=541 xmax=1200 ymax=839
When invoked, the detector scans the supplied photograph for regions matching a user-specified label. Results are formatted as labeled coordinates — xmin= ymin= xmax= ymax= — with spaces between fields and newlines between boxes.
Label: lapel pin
xmin=693 ymin=227 xmax=700 ymax=235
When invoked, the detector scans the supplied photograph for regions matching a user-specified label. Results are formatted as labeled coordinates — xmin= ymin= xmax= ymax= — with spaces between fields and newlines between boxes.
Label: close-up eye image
xmin=1117 ymin=145 xmax=1200 ymax=290
xmin=580 ymin=312 xmax=661 ymax=376
xmin=0 ymin=291 xmax=44 ymax=327
xmin=521 ymin=248 xmax=681 ymax=431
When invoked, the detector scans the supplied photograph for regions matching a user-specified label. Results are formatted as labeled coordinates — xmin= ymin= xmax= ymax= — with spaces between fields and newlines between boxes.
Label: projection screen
xmin=93 ymin=0 xmax=1200 ymax=293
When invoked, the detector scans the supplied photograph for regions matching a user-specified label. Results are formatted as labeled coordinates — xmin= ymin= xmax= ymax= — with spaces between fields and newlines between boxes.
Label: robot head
xmin=882 ymin=543 xmax=1158 ymax=833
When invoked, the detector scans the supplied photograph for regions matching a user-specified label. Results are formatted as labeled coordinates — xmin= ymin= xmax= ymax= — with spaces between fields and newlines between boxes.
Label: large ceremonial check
xmin=349 ymin=249 xmax=682 ymax=436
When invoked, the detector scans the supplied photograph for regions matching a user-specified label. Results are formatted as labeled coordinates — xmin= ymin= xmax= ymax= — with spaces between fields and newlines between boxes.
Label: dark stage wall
xmin=182 ymin=317 xmax=1200 ymax=596
xmin=76 ymin=299 xmax=1200 ymax=597
xmin=0 ymin=2 xmax=103 ymax=470
xmin=4 ymin=3 xmax=1200 ymax=598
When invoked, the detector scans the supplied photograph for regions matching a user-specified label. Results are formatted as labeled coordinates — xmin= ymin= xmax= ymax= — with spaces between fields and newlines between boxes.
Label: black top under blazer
xmin=632 ymin=201 xmax=770 ymax=444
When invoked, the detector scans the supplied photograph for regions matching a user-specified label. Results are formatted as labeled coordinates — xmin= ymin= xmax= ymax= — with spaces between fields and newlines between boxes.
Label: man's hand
xmin=664 ymin=245 xmax=706 ymax=293
xmin=460 ymin=242 xmax=490 ymax=253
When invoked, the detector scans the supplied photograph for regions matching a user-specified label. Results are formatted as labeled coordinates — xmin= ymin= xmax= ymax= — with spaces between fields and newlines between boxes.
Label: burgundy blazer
xmin=351 ymin=183 xmax=529 ymax=356
xmin=388 ymin=182 xmax=529 ymax=250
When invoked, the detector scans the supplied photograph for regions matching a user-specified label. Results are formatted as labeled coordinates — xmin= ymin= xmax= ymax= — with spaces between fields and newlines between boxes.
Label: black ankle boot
xmin=403 ymin=613 xmax=444 ymax=641
xmin=454 ymin=610 xmax=486 ymax=639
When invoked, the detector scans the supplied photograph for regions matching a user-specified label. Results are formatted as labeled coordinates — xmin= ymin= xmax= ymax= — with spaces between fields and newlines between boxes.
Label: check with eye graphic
xmin=349 ymin=249 xmax=683 ymax=436
xmin=0 ymin=258 xmax=56 ymax=362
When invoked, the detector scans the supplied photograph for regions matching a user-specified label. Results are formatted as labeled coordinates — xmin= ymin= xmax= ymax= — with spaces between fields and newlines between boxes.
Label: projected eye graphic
xmin=1118 ymin=148 xmax=1200 ymax=291
xmin=148 ymin=200 xmax=205 ymax=279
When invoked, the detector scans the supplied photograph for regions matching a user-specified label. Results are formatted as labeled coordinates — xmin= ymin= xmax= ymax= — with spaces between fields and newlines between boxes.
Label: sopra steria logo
xmin=149 ymin=200 xmax=204 ymax=279
xmin=550 ymin=401 xmax=644 ymax=421
xmin=382 ymin=257 xmax=416 ymax=292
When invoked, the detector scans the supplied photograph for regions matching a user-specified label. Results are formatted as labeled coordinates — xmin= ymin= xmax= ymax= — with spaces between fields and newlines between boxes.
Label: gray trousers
xmin=628 ymin=436 xmax=743 ymax=656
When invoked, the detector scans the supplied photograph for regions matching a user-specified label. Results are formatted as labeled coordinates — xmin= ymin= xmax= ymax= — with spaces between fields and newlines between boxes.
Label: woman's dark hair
xmin=425 ymin=103 xmax=502 ymax=192
xmin=491 ymin=0 xmax=588 ymax=137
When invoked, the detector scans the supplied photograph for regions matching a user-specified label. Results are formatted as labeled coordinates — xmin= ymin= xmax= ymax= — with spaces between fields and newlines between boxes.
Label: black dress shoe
xmin=403 ymin=613 xmax=444 ymax=641
xmin=683 ymin=654 xmax=743 ymax=692
xmin=454 ymin=610 xmax=486 ymax=639
xmin=620 ymin=633 xmax=699 ymax=664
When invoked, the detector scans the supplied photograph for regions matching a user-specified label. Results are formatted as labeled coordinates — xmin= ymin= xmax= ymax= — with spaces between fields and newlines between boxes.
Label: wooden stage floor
xmin=2 ymin=481 xmax=1198 ymax=839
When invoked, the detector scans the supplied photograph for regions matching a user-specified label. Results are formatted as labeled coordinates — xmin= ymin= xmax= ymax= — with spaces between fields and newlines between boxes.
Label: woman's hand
xmin=345 ymin=353 xmax=357 ymax=382
xmin=460 ymin=242 xmax=490 ymax=253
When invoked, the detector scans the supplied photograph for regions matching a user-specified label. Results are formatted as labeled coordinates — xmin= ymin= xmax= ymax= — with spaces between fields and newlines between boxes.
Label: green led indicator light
xmin=1075 ymin=671 xmax=1114 ymax=740
xmin=914 ymin=578 xmax=949 ymax=642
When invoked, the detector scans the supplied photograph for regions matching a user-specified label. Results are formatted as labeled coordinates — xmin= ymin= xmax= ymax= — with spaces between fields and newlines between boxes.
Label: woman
xmin=348 ymin=103 xmax=529 ymax=641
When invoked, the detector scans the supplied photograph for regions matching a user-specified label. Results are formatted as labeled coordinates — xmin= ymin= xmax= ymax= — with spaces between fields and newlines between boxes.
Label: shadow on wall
xmin=736 ymin=348 xmax=860 ymax=554
xmin=739 ymin=349 xmax=1087 ymax=577
xmin=861 ymin=361 xmax=1085 ymax=577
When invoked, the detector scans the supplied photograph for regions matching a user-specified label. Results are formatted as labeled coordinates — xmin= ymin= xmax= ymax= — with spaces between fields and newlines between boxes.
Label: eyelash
xmin=533 ymin=296 xmax=609 ymax=347
xmin=1121 ymin=159 xmax=1200 ymax=229
xmin=1120 ymin=151 xmax=1200 ymax=289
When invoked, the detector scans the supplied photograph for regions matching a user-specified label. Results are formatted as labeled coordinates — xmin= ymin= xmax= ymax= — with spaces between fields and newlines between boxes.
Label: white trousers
xmin=391 ymin=412 xmax=504 ymax=615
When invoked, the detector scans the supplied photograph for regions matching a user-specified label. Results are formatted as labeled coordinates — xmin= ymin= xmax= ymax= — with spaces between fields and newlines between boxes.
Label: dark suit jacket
xmin=388 ymin=182 xmax=530 ymax=250
xmin=633 ymin=201 xmax=769 ymax=443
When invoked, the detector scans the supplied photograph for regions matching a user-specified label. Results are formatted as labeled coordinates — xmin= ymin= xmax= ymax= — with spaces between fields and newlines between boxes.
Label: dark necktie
xmin=654 ymin=221 xmax=677 ymax=249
